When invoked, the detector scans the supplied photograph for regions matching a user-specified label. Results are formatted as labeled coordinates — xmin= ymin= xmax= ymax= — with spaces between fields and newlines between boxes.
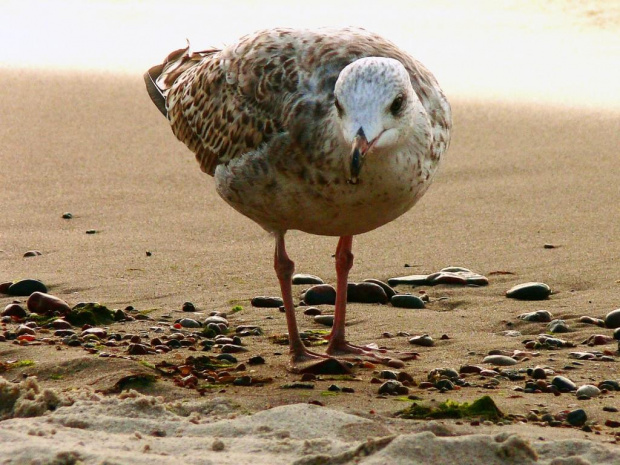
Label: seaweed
xmin=398 ymin=396 xmax=503 ymax=422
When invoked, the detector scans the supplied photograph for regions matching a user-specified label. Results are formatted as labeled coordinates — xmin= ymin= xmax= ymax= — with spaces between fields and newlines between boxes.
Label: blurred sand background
xmin=1 ymin=1 xmax=619 ymax=463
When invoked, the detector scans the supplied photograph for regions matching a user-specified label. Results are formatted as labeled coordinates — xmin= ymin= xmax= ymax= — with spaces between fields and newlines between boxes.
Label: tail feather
xmin=144 ymin=43 xmax=219 ymax=119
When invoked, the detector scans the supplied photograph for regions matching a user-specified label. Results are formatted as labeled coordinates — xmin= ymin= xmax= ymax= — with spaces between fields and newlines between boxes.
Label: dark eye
xmin=390 ymin=94 xmax=405 ymax=116
xmin=334 ymin=97 xmax=344 ymax=117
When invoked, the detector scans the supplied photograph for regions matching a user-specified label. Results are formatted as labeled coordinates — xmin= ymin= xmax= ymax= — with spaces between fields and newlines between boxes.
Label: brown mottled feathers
xmin=145 ymin=28 xmax=451 ymax=176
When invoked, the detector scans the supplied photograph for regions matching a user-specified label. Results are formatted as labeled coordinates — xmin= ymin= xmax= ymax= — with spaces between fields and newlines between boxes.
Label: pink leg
xmin=274 ymin=233 xmax=327 ymax=366
xmin=326 ymin=236 xmax=418 ymax=363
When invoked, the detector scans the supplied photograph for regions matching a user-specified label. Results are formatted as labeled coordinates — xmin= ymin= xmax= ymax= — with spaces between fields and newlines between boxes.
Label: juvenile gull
xmin=144 ymin=28 xmax=451 ymax=367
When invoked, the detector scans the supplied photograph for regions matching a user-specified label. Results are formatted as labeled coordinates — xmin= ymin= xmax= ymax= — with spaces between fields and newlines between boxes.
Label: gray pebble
xmin=547 ymin=319 xmax=570 ymax=333
xmin=506 ymin=282 xmax=551 ymax=300
xmin=390 ymin=294 xmax=425 ymax=309
xmin=292 ymin=274 xmax=324 ymax=285
xmin=518 ymin=310 xmax=553 ymax=322
xmin=566 ymin=409 xmax=587 ymax=427
xmin=23 ymin=250 xmax=42 ymax=258
xmin=604 ymin=308 xmax=620 ymax=329
xmin=314 ymin=315 xmax=334 ymax=327
xmin=204 ymin=315 xmax=229 ymax=326
xmin=178 ymin=318 xmax=201 ymax=328
xmin=482 ymin=355 xmax=517 ymax=366
xmin=551 ymin=375 xmax=577 ymax=392
xmin=576 ymin=384 xmax=600 ymax=398
xmin=216 ymin=353 xmax=237 ymax=363
xmin=302 ymin=284 xmax=336 ymax=305
xmin=379 ymin=370 xmax=399 ymax=380
xmin=378 ymin=380 xmax=408 ymax=395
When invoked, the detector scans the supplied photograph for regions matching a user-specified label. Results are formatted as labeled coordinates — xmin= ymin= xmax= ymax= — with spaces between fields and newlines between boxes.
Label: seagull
xmin=144 ymin=28 xmax=451 ymax=368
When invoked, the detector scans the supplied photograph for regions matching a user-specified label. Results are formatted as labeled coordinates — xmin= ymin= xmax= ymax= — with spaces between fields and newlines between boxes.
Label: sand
xmin=1 ymin=36 xmax=620 ymax=465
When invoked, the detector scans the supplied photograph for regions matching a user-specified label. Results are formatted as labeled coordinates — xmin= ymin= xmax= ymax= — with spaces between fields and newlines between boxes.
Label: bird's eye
xmin=334 ymin=97 xmax=344 ymax=117
xmin=389 ymin=94 xmax=404 ymax=116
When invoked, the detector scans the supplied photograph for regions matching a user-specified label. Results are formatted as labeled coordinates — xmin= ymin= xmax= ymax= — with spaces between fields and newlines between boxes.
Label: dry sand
xmin=1 ymin=69 xmax=619 ymax=464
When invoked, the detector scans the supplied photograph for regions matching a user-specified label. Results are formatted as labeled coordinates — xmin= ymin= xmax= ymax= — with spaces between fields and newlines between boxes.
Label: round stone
xmin=314 ymin=315 xmax=334 ymax=327
xmin=547 ymin=319 xmax=569 ymax=333
xmin=248 ymin=355 xmax=265 ymax=365
xmin=378 ymin=380 xmax=408 ymax=395
xmin=614 ymin=328 xmax=620 ymax=341
xmin=182 ymin=302 xmax=196 ymax=312
xmin=362 ymin=279 xmax=397 ymax=299
xmin=604 ymin=308 xmax=620 ymax=329
xmin=506 ymin=282 xmax=551 ymax=300
xmin=7 ymin=279 xmax=48 ymax=297
xmin=204 ymin=315 xmax=229 ymax=326
xmin=409 ymin=334 xmax=434 ymax=347
xmin=216 ymin=353 xmax=237 ymax=363
xmin=302 ymin=285 xmax=336 ymax=305
xmin=303 ymin=307 xmax=321 ymax=316
xmin=518 ymin=310 xmax=553 ymax=322
xmin=2 ymin=303 xmax=27 ymax=318
xmin=16 ymin=325 xmax=36 ymax=336
xmin=292 ymin=274 xmax=324 ymax=285
xmin=23 ymin=250 xmax=42 ymax=258
xmin=576 ymin=384 xmax=600 ymax=398
xmin=62 ymin=212 xmax=73 ymax=219
xmin=390 ymin=294 xmax=425 ymax=309
xmin=27 ymin=292 xmax=71 ymax=315
xmin=251 ymin=296 xmax=284 ymax=308
xmin=566 ymin=409 xmax=587 ymax=427
xmin=178 ymin=318 xmax=201 ymax=328
xmin=387 ymin=274 xmax=430 ymax=287
xmin=347 ymin=282 xmax=389 ymax=304
xmin=81 ymin=327 xmax=107 ymax=338
xmin=551 ymin=375 xmax=577 ymax=392
xmin=482 ymin=355 xmax=517 ymax=366
xmin=127 ymin=343 xmax=150 ymax=355
xmin=379 ymin=370 xmax=399 ymax=380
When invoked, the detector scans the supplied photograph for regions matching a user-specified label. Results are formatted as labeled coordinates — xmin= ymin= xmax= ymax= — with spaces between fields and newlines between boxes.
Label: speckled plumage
xmin=145 ymin=27 xmax=451 ymax=237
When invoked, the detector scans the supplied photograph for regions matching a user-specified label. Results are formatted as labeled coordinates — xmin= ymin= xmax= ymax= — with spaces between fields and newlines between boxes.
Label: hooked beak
xmin=347 ymin=127 xmax=369 ymax=184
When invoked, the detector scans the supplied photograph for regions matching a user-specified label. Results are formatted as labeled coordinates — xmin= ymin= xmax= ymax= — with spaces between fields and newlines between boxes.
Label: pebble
xmin=347 ymin=282 xmax=389 ymax=304
xmin=428 ymin=367 xmax=459 ymax=381
xmin=409 ymin=334 xmax=434 ymax=347
xmin=81 ymin=328 xmax=107 ymax=338
xmin=127 ymin=343 xmax=150 ymax=355
xmin=85 ymin=229 xmax=97 ymax=234
xmin=302 ymin=284 xmax=336 ymax=305
xmin=566 ymin=409 xmax=587 ymax=427
xmin=427 ymin=268 xmax=489 ymax=286
xmin=506 ymin=282 xmax=551 ymax=300
xmin=251 ymin=296 xmax=284 ymax=308
xmin=233 ymin=376 xmax=252 ymax=386
xmin=387 ymin=359 xmax=406 ymax=369
xmin=220 ymin=344 xmax=248 ymax=353
xmin=7 ymin=279 xmax=48 ymax=297
xmin=482 ymin=355 xmax=517 ymax=366
xmin=579 ymin=316 xmax=606 ymax=327
xmin=582 ymin=334 xmax=613 ymax=345
xmin=292 ymin=274 xmax=324 ymax=285
xmin=613 ymin=328 xmax=620 ymax=341
xmin=551 ymin=375 xmax=577 ymax=392
xmin=379 ymin=370 xmax=399 ymax=380
xmin=362 ymin=279 xmax=397 ymax=299
xmin=314 ymin=315 xmax=334 ymax=327
xmin=248 ymin=355 xmax=265 ymax=365
xmin=62 ymin=212 xmax=73 ymax=219
xmin=182 ymin=302 xmax=196 ymax=312
xmin=518 ymin=310 xmax=553 ymax=322
xmin=387 ymin=275 xmax=429 ymax=287
xmin=576 ymin=384 xmax=600 ymax=398
xmin=23 ymin=250 xmax=42 ymax=258
xmin=298 ymin=358 xmax=352 ymax=375
xmin=212 ymin=439 xmax=225 ymax=452
xmin=55 ymin=329 xmax=76 ymax=337
xmin=281 ymin=382 xmax=315 ymax=389
xmin=27 ymin=292 xmax=71 ymax=316
xmin=0 ymin=282 xmax=12 ymax=294
xmin=303 ymin=307 xmax=321 ymax=316
xmin=204 ymin=316 xmax=229 ymax=326
xmin=599 ymin=380 xmax=620 ymax=391
xmin=178 ymin=318 xmax=201 ymax=328
xmin=377 ymin=380 xmax=409 ymax=395
xmin=16 ymin=325 xmax=36 ymax=336
xmin=2 ymin=303 xmax=27 ymax=318
xmin=459 ymin=365 xmax=483 ymax=374
xmin=547 ymin=319 xmax=570 ymax=333
xmin=604 ymin=308 xmax=620 ymax=329
xmin=390 ymin=294 xmax=425 ymax=309
xmin=327 ymin=384 xmax=341 ymax=392
xmin=217 ymin=354 xmax=238 ymax=363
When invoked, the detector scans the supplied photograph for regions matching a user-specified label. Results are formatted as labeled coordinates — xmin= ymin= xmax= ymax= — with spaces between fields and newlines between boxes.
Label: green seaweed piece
xmin=66 ymin=303 xmax=115 ymax=326
xmin=230 ymin=305 xmax=243 ymax=314
xmin=398 ymin=396 xmax=503 ymax=422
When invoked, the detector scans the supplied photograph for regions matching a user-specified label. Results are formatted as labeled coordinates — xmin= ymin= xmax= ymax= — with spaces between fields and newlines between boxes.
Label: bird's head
xmin=334 ymin=57 xmax=419 ymax=184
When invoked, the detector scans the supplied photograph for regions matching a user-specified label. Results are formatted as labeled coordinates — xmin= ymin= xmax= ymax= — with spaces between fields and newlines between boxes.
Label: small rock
xmin=579 ymin=316 xmax=606 ymax=327
xmin=182 ymin=302 xmax=196 ymax=312
xmin=248 ymin=355 xmax=265 ymax=365
xmin=220 ymin=344 xmax=248 ymax=353
xmin=599 ymin=380 xmax=620 ymax=391
xmin=604 ymin=308 xmax=620 ymax=329
xmin=281 ymin=382 xmax=315 ymax=389
xmin=582 ymin=334 xmax=613 ymax=345
xmin=390 ymin=294 xmax=425 ymax=309
xmin=362 ymin=279 xmax=397 ymax=299
xmin=576 ymin=385 xmax=600 ymax=398
xmin=27 ymin=292 xmax=71 ymax=315
xmin=387 ymin=275 xmax=429 ymax=287
xmin=16 ymin=325 xmax=36 ymax=336
xmin=378 ymin=380 xmax=408 ymax=395
xmin=211 ymin=439 xmax=225 ymax=451
xmin=409 ymin=334 xmax=434 ymax=347
xmin=0 ymin=282 xmax=12 ymax=294
xmin=7 ymin=279 xmax=48 ymax=297
xmin=86 ymin=229 xmax=98 ymax=234
xmin=427 ymin=268 xmax=489 ymax=286
xmin=387 ymin=359 xmax=406 ymax=369
xmin=62 ymin=212 xmax=73 ymax=219
xmin=81 ymin=327 xmax=107 ymax=338
xmin=518 ymin=310 xmax=553 ymax=322
xmin=482 ymin=355 xmax=517 ymax=366
xmin=127 ymin=343 xmax=150 ymax=355
xmin=548 ymin=319 xmax=570 ymax=333
xmin=178 ymin=318 xmax=201 ymax=328
xmin=347 ymin=282 xmax=388 ymax=304
xmin=379 ymin=370 xmax=399 ymax=380
xmin=23 ymin=250 xmax=42 ymax=258
xmin=217 ymin=354 xmax=237 ymax=363
xmin=314 ymin=315 xmax=334 ymax=327
xmin=506 ymin=282 xmax=551 ymax=300
xmin=204 ymin=315 xmax=229 ymax=326
xmin=233 ymin=376 xmax=252 ymax=386
xmin=298 ymin=358 xmax=352 ymax=375
xmin=303 ymin=307 xmax=322 ymax=316
xmin=613 ymin=328 xmax=620 ymax=340
xmin=327 ymin=384 xmax=341 ymax=392
xmin=551 ymin=375 xmax=577 ymax=392
xmin=459 ymin=365 xmax=483 ymax=374
xmin=251 ymin=296 xmax=284 ymax=308
xmin=2 ymin=303 xmax=27 ymax=318
xmin=302 ymin=284 xmax=337 ymax=305
xmin=292 ymin=274 xmax=324 ymax=285
xmin=566 ymin=409 xmax=587 ymax=427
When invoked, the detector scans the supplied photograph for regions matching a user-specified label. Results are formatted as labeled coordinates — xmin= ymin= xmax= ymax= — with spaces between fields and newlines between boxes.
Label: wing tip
xmin=144 ymin=64 xmax=168 ymax=117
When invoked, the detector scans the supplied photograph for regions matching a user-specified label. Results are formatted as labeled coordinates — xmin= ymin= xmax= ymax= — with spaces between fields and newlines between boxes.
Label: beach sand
xmin=1 ymin=67 xmax=619 ymax=463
